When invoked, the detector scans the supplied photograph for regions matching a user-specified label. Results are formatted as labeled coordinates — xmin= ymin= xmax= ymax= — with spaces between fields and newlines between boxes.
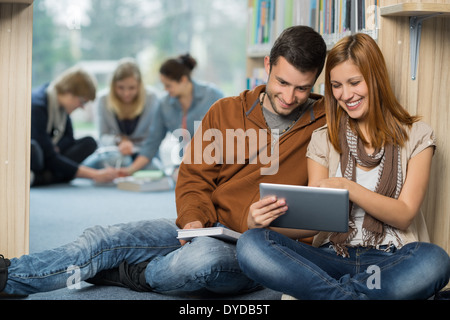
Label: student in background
xmin=83 ymin=58 xmax=161 ymax=170
xmin=118 ymin=54 xmax=224 ymax=177
xmin=236 ymin=33 xmax=450 ymax=300
xmin=31 ymin=66 xmax=118 ymax=186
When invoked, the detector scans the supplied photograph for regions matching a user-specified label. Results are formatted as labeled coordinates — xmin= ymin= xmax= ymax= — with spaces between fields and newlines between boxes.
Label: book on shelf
xmin=247 ymin=67 xmax=267 ymax=90
xmin=114 ymin=170 xmax=174 ymax=192
xmin=247 ymin=0 xmax=380 ymax=89
xmin=319 ymin=0 xmax=380 ymax=47
xmin=177 ymin=227 xmax=242 ymax=243
xmin=247 ymin=0 xmax=380 ymax=54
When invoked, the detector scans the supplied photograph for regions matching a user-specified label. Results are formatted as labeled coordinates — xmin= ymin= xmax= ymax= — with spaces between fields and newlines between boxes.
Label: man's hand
xmin=247 ymin=196 xmax=287 ymax=229
xmin=179 ymin=221 xmax=203 ymax=246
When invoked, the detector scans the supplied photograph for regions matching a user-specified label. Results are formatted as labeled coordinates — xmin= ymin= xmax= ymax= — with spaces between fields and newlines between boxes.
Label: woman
xmin=236 ymin=33 xmax=450 ymax=300
xmin=31 ymin=66 xmax=118 ymax=186
xmin=118 ymin=54 xmax=224 ymax=177
xmin=83 ymin=58 xmax=160 ymax=169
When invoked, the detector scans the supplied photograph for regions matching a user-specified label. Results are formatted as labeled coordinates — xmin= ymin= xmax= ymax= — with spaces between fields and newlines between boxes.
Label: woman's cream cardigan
xmin=306 ymin=122 xmax=436 ymax=248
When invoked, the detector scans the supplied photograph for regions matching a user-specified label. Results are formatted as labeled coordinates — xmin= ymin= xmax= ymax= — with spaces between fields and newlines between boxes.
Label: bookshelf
xmin=381 ymin=3 xmax=450 ymax=80
xmin=0 ymin=0 xmax=33 ymax=259
xmin=380 ymin=2 xmax=450 ymax=16
xmin=377 ymin=1 xmax=450 ymax=266
xmin=246 ymin=0 xmax=381 ymax=90
xmin=0 ymin=0 xmax=32 ymax=3
xmin=246 ymin=0 xmax=450 ymax=260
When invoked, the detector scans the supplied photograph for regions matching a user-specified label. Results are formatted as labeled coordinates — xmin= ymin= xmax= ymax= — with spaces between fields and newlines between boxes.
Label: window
xmin=33 ymin=0 xmax=248 ymax=133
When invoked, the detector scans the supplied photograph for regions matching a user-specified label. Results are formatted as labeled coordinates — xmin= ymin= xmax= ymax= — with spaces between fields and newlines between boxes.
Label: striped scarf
xmin=329 ymin=115 xmax=402 ymax=257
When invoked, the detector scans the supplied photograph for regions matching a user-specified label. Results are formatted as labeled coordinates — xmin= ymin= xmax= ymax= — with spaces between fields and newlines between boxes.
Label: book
xmin=132 ymin=170 xmax=164 ymax=179
xmin=247 ymin=0 xmax=379 ymax=59
xmin=177 ymin=227 xmax=242 ymax=243
xmin=115 ymin=170 xmax=174 ymax=192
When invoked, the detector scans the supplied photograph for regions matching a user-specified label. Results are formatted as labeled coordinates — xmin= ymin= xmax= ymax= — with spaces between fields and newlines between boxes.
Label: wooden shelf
xmin=247 ymin=44 xmax=272 ymax=59
xmin=0 ymin=0 xmax=33 ymax=4
xmin=0 ymin=0 xmax=33 ymax=3
xmin=381 ymin=2 xmax=450 ymax=81
xmin=0 ymin=0 xmax=34 ymax=258
xmin=381 ymin=3 xmax=450 ymax=17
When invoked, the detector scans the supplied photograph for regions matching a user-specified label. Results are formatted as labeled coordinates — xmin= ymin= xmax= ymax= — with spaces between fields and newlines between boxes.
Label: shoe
xmin=435 ymin=289 xmax=450 ymax=300
xmin=118 ymin=261 xmax=152 ymax=292
xmin=0 ymin=292 xmax=28 ymax=299
xmin=86 ymin=261 xmax=152 ymax=292
xmin=0 ymin=255 xmax=29 ymax=299
xmin=0 ymin=254 xmax=10 ymax=293
xmin=85 ymin=267 xmax=124 ymax=288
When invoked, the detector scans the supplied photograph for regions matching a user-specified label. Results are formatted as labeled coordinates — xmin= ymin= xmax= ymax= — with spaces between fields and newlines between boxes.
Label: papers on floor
xmin=115 ymin=170 xmax=174 ymax=192
xmin=177 ymin=227 xmax=242 ymax=243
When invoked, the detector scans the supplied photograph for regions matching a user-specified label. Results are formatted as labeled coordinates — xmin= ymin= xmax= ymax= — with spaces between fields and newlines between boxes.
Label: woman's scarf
xmin=329 ymin=115 xmax=403 ymax=257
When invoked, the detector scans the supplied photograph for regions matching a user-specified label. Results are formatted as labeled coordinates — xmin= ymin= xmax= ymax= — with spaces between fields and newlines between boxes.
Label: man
xmin=0 ymin=26 xmax=326 ymax=297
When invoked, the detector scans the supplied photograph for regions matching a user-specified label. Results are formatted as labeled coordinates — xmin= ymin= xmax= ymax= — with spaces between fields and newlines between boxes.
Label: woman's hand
xmin=118 ymin=167 xmax=133 ymax=177
xmin=312 ymin=177 xmax=350 ymax=190
xmin=92 ymin=167 xmax=119 ymax=184
xmin=118 ymin=139 xmax=134 ymax=156
xmin=76 ymin=166 xmax=118 ymax=183
xmin=247 ymin=196 xmax=288 ymax=229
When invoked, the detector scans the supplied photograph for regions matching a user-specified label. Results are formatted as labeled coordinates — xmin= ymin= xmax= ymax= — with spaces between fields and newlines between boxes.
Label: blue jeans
xmin=5 ymin=219 xmax=258 ymax=296
xmin=82 ymin=149 xmax=162 ymax=171
xmin=236 ymin=228 xmax=450 ymax=300
xmin=82 ymin=149 xmax=132 ymax=169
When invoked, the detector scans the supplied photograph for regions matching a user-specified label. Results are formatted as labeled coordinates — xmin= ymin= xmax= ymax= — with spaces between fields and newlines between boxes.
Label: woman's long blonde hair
xmin=107 ymin=58 xmax=146 ymax=120
xmin=325 ymin=33 xmax=420 ymax=152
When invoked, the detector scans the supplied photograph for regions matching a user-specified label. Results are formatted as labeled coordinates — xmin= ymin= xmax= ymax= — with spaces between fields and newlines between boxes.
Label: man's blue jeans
xmin=5 ymin=219 xmax=258 ymax=296
xmin=236 ymin=228 xmax=450 ymax=300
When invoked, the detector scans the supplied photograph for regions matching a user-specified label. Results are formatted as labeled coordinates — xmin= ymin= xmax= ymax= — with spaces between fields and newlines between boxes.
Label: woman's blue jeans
xmin=5 ymin=219 xmax=258 ymax=296
xmin=236 ymin=228 xmax=450 ymax=300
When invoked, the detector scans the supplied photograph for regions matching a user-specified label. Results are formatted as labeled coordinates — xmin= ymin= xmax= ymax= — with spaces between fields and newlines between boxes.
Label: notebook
xmin=177 ymin=227 xmax=241 ymax=243
xmin=115 ymin=170 xmax=174 ymax=192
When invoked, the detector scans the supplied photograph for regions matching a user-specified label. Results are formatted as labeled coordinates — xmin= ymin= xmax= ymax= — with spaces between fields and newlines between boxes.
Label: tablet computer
xmin=259 ymin=183 xmax=349 ymax=233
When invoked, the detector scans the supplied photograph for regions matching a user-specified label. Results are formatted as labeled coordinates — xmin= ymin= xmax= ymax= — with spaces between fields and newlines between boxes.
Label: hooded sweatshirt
xmin=175 ymin=85 xmax=326 ymax=233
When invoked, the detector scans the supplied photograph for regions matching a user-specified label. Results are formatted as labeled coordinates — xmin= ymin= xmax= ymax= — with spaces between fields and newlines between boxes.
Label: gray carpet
xmin=26 ymin=179 xmax=282 ymax=301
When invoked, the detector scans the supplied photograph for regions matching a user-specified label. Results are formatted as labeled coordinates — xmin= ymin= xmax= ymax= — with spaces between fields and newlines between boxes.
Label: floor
xmin=24 ymin=179 xmax=282 ymax=300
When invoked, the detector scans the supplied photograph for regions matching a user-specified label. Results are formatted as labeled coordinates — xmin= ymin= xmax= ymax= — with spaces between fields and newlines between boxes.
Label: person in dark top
xmin=31 ymin=66 xmax=118 ymax=186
